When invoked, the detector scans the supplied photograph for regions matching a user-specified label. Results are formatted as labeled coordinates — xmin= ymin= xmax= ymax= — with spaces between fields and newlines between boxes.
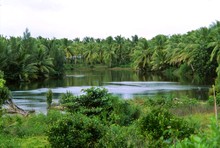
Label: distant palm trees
xmin=0 ymin=29 xmax=57 ymax=81
xmin=1 ymin=21 xmax=220 ymax=85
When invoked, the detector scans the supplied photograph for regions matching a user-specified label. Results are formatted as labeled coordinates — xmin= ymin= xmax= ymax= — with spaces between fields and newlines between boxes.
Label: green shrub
xmin=108 ymin=98 xmax=140 ymax=126
xmin=0 ymin=71 xmax=10 ymax=110
xmin=59 ymin=87 xmax=140 ymax=126
xmin=208 ymin=93 xmax=220 ymax=106
xmin=59 ymin=91 xmax=75 ymax=104
xmin=46 ymin=89 xmax=53 ymax=109
xmin=48 ymin=113 xmax=105 ymax=148
xmin=59 ymin=87 xmax=112 ymax=115
xmin=139 ymin=108 xmax=196 ymax=146
xmin=0 ymin=87 xmax=10 ymax=107
xmin=173 ymin=118 xmax=220 ymax=148
xmin=0 ymin=71 xmax=5 ymax=88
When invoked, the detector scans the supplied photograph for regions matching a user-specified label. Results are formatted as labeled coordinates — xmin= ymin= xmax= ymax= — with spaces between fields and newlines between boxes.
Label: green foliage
xmin=48 ymin=113 xmax=105 ymax=148
xmin=1 ymin=21 xmax=220 ymax=82
xmin=59 ymin=87 xmax=140 ymax=126
xmin=0 ymin=135 xmax=21 ymax=148
xmin=98 ymin=124 xmax=147 ymax=148
xmin=0 ymin=30 xmax=64 ymax=82
xmin=60 ymin=87 xmax=111 ymax=115
xmin=0 ymin=88 xmax=218 ymax=147
xmin=20 ymin=136 xmax=50 ymax=148
xmin=144 ymin=96 xmax=174 ymax=108
xmin=46 ymin=89 xmax=53 ymax=109
xmin=174 ymin=118 xmax=220 ymax=148
xmin=143 ymin=96 xmax=199 ymax=109
xmin=0 ymin=71 xmax=9 ymax=109
xmin=208 ymin=92 xmax=220 ymax=106
xmin=177 ymin=63 xmax=192 ymax=76
xmin=108 ymin=99 xmax=140 ymax=126
xmin=0 ymin=71 xmax=5 ymax=88
xmin=1 ymin=110 xmax=64 ymax=137
xmin=0 ymin=87 xmax=10 ymax=107
xmin=0 ymin=111 xmax=64 ymax=147
xmin=0 ymin=135 xmax=50 ymax=148
xmin=139 ymin=108 xmax=196 ymax=146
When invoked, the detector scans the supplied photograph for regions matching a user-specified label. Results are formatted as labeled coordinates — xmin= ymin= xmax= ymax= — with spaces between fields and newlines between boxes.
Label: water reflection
xmin=8 ymin=70 xmax=211 ymax=113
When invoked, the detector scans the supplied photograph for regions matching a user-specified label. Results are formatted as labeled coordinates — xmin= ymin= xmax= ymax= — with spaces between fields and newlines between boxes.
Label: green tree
xmin=83 ymin=42 xmax=99 ymax=66
xmin=103 ymin=39 xmax=117 ymax=67
xmin=150 ymin=35 xmax=168 ymax=71
xmin=46 ymin=89 xmax=53 ymax=109
xmin=0 ymin=71 xmax=10 ymax=109
xmin=209 ymin=21 xmax=220 ymax=90
xmin=131 ymin=38 xmax=152 ymax=72
xmin=32 ymin=47 xmax=54 ymax=79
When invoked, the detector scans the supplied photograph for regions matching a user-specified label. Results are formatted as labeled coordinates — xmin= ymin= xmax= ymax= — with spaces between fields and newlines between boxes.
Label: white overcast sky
xmin=0 ymin=0 xmax=220 ymax=39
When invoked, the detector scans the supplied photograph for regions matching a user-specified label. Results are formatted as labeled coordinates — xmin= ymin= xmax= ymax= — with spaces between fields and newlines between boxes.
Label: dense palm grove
xmin=1 ymin=21 xmax=220 ymax=85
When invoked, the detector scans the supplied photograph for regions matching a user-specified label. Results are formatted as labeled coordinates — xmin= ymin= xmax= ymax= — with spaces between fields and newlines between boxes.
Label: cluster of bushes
xmin=1 ymin=87 xmax=219 ymax=147
xmin=47 ymin=87 xmax=197 ymax=147
xmin=59 ymin=87 xmax=140 ymax=126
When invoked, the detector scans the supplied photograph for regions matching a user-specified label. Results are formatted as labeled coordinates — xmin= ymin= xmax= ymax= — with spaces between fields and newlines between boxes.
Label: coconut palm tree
xmin=209 ymin=21 xmax=220 ymax=76
xmin=32 ymin=46 xmax=54 ymax=79
xmin=150 ymin=35 xmax=168 ymax=71
xmin=103 ymin=43 xmax=116 ymax=68
xmin=83 ymin=42 xmax=98 ymax=66
xmin=131 ymin=38 xmax=152 ymax=72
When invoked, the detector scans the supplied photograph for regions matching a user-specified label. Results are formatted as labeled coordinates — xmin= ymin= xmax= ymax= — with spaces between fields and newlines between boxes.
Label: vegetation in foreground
xmin=0 ymin=87 xmax=220 ymax=147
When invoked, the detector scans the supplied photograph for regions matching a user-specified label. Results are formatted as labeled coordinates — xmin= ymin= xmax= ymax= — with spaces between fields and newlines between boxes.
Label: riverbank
xmin=65 ymin=63 xmax=134 ymax=71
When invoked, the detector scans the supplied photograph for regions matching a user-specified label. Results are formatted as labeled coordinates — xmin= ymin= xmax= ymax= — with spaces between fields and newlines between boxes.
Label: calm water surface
xmin=8 ymin=70 xmax=212 ymax=113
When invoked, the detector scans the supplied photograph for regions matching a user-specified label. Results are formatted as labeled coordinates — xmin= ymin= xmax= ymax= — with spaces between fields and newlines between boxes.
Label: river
xmin=8 ymin=69 xmax=212 ymax=113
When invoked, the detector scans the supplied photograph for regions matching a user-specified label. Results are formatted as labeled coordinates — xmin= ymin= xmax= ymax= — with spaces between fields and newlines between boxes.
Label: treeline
xmin=1 ymin=21 xmax=220 ymax=84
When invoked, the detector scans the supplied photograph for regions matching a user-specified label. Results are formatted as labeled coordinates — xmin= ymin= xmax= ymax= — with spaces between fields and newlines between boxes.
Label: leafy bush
xmin=108 ymin=98 xmax=140 ymax=126
xmin=208 ymin=93 xmax=220 ymax=106
xmin=0 ymin=87 xmax=10 ymax=108
xmin=59 ymin=87 xmax=112 ymax=115
xmin=139 ymin=108 xmax=196 ymax=146
xmin=173 ymin=118 xmax=220 ymax=148
xmin=0 ymin=71 xmax=5 ymax=88
xmin=48 ymin=113 xmax=105 ymax=148
xmin=46 ymin=89 xmax=53 ymax=109
xmin=59 ymin=87 xmax=140 ymax=126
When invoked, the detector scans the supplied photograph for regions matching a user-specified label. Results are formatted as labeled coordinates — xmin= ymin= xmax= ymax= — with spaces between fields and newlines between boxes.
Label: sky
xmin=0 ymin=0 xmax=220 ymax=40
